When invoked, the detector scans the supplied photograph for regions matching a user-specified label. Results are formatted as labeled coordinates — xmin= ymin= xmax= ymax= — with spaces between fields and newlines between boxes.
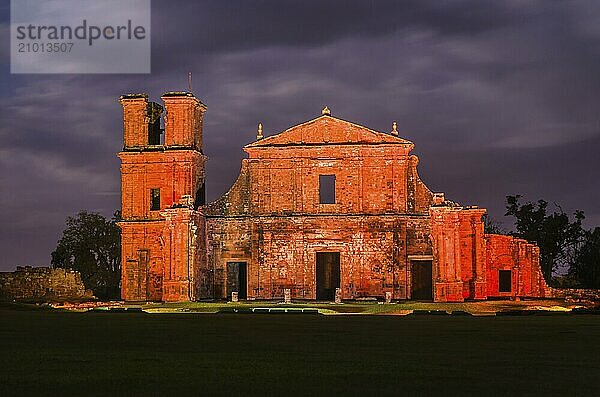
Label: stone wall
xmin=206 ymin=214 xmax=433 ymax=300
xmin=241 ymin=116 xmax=428 ymax=216
xmin=552 ymin=288 xmax=600 ymax=305
xmin=429 ymin=206 xmax=487 ymax=302
xmin=485 ymin=234 xmax=550 ymax=298
xmin=0 ymin=266 xmax=93 ymax=302
xmin=429 ymin=206 xmax=552 ymax=302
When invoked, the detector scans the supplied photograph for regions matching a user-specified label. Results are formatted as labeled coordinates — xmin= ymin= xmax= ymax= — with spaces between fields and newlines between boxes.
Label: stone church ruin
xmin=118 ymin=91 xmax=551 ymax=302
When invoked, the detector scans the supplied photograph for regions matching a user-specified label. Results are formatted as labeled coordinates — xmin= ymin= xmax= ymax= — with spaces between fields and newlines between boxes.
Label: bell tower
xmin=118 ymin=92 xmax=207 ymax=302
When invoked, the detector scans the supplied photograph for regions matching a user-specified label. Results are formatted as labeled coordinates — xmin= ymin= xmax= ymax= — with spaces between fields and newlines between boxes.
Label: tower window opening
xmin=147 ymin=102 xmax=164 ymax=145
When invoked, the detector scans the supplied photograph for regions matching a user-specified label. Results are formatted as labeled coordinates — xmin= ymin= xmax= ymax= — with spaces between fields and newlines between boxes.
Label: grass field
xmin=1 ymin=306 xmax=599 ymax=396
xmin=139 ymin=299 xmax=573 ymax=315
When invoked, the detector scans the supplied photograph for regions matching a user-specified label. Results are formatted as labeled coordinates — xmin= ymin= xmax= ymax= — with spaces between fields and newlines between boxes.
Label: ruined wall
xmin=161 ymin=206 xmax=205 ymax=301
xmin=457 ymin=208 xmax=487 ymax=300
xmin=242 ymin=147 xmax=415 ymax=215
xmin=120 ymin=221 xmax=165 ymax=301
xmin=408 ymin=155 xmax=434 ymax=213
xmin=119 ymin=150 xmax=205 ymax=220
xmin=429 ymin=206 xmax=487 ymax=302
xmin=206 ymin=214 xmax=432 ymax=300
xmin=554 ymin=289 xmax=600 ymax=305
xmin=0 ymin=266 xmax=93 ymax=302
xmin=485 ymin=234 xmax=550 ymax=298
xmin=430 ymin=206 xmax=550 ymax=302
xmin=120 ymin=204 xmax=205 ymax=302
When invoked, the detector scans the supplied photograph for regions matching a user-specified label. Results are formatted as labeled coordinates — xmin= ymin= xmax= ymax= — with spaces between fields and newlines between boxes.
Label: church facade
xmin=118 ymin=91 xmax=551 ymax=302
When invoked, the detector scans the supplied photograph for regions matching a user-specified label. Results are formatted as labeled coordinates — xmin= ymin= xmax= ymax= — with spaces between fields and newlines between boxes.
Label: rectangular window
xmin=319 ymin=175 xmax=336 ymax=204
xmin=499 ymin=270 xmax=512 ymax=292
xmin=150 ymin=188 xmax=161 ymax=210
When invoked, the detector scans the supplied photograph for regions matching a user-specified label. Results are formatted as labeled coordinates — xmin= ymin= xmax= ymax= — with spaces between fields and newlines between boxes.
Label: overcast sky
xmin=1 ymin=0 xmax=600 ymax=271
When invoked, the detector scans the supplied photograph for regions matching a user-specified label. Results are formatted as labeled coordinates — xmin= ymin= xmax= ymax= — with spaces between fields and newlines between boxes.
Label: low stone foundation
xmin=0 ymin=266 xmax=94 ymax=302
xmin=552 ymin=288 xmax=600 ymax=305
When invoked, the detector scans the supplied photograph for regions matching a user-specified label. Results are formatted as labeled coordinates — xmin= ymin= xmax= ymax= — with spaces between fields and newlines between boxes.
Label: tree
xmin=504 ymin=195 xmax=585 ymax=283
xmin=51 ymin=211 xmax=121 ymax=299
xmin=570 ymin=227 xmax=600 ymax=289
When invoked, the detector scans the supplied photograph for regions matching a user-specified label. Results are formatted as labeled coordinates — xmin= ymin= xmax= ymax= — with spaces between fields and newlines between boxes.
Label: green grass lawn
xmin=140 ymin=298 xmax=573 ymax=315
xmin=1 ymin=306 xmax=599 ymax=396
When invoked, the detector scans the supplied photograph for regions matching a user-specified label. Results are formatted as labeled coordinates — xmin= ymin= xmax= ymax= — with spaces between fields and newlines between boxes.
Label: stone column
xmin=430 ymin=206 xmax=464 ymax=302
xmin=470 ymin=209 xmax=487 ymax=300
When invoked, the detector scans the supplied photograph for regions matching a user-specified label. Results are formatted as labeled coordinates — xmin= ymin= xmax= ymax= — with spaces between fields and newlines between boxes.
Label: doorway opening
xmin=316 ymin=252 xmax=340 ymax=300
xmin=226 ymin=262 xmax=247 ymax=299
xmin=498 ymin=270 xmax=512 ymax=293
xmin=411 ymin=260 xmax=433 ymax=300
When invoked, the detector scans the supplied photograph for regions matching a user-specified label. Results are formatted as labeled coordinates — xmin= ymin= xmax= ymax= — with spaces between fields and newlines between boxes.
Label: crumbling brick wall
xmin=0 ymin=266 xmax=93 ymax=302
xmin=206 ymin=215 xmax=432 ymax=300
xmin=485 ymin=234 xmax=550 ymax=298
xmin=430 ymin=205 xmax=551 ymax=302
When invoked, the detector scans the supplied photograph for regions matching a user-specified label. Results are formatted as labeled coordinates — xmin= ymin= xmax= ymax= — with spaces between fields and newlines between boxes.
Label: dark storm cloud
xmin=1 ymin=0 xmax=600 ymax=270
xmin=150 ymin=0 xmax=519 ymax=56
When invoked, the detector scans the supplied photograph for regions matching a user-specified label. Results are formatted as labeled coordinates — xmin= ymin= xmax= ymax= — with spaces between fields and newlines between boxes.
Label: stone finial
xmin=257 ymin=122 xmax=263 ymax=140
xmin=322 ymin=106 xmax=331 ymax=116
xmin=391 ymin=121 xmax=398 ymax=136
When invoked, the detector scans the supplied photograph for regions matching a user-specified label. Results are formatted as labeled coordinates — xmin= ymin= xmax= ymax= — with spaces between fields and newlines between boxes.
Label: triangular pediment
xmin=245 ymin=115 xmax=413 ymax=148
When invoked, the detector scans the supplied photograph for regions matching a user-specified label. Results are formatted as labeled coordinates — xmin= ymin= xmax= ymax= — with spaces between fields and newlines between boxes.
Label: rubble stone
xmin=0 ymin=266 xmax=93 ymax=302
